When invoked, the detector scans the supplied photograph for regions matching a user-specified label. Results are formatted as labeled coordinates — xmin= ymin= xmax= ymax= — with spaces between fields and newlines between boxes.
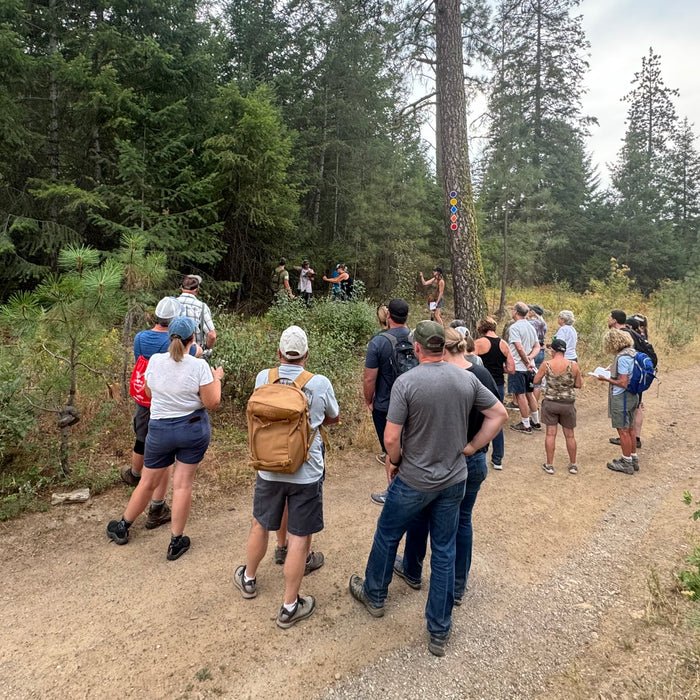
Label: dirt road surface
xmin=1 ymin=368 xmax=699 ymax=699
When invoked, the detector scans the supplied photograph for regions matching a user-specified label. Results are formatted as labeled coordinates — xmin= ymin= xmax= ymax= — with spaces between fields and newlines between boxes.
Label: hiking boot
xmin=393 ymin=556 xmax=422 ymax=590
xmin=304 ymin=551 xmax=324 ymax=575
xmin=348 ymin=574 xmax=384 ymax=617
xmin=276 ymin=595 xmax=316 ymax=629
xmin=631 ymin=455 xmax=639 ymax=472
xmin=531 ymin=422 xmax=542 ymax=431
xmin=274 ymin=544 xmax=288 ymax=565
xmin=607 ymin=458 xmax=634 ymax=475
xmin=510 ymin=423 xmax=532 ymax=435
xmin=542 ymin=463 xmax=554 ymax=475
xmin=375 ymin=453 xmax=387 ymax=465
xmin=428 ymin=633 xmax=450 ymax=657
xmin=145 ymin=502 xmax=171 ymax=530
xmin=120 ymin=465 xmax=141 ymax=487
xmin=106 ymin=519 xmax=129 ymax=545
xmin=166 ymin=535 xmax=190 ymax=561
xmin=491 ymin=460 xmax=503 ymax=470
xmin=609 ymin=436 xmax=642 ymax=448
xmin=233 ymin=565 xmax=258 ymax=598
xmin=370 ymin=491 xmax=387 ymax=506
xmin=568 ymin=463 xmax=578 ymax=474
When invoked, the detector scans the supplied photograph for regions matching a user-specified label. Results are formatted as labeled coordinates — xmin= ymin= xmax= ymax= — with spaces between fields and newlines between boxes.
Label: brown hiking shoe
xmin=120 ymin=464 xmax=141 ymax=487
xmin=145 ymin=502 xmax=171 ymax=529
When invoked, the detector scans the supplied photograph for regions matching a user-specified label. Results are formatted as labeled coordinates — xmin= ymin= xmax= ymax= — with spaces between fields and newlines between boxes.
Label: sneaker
xmin=607 ymin=458 xmax=634 ymax=475
xmin=375 ymin=453 xmax=387 ymax=465
xmin=510 ymin=423 xmax=532 ymax=435
xmin=609 ymin=437 xmax=642 ymax=448
xmin=276 ymin=595 xmax=316 ymax=629
xmin=631 ymin=455 xmax=639 ymax=472
xmin=504 ymin=400 xmax=520 ymax=410
xmin=120 ymin=465 xmax=141 ymax=487
xmin=166 ymin=535 xmax=190 ymax=560
xmin=145 ymin=502 xmax=171 ymax=530
xmin=428 ymin=633 xmax=450 ymax=657
xmin=393 ymin=556 xmax=422 ymax=590
xmin=453 ymin=596 xmax=462 ymax=607
xmin=491 ymin=460 xmax=503 ymax=471
xmin=304 ymin=551 xmax=324 ymax=575
xmin=531 ymin=422 xmax=542 ymax=431
xmin=348 ymin=574 xmax=385 ymax=617
xmin=370 ymin=491 xmax=387 ymax=506
xmin=568 ymin=463 xmax=578 ymax=474
xmin=274 ymin=544 xmax=287 ymax=565
xmin=106 ymin=519 xmax=129 ymax=545
xmin=542 ymin=463 xmax=554 ymax=475
xmin=233 ymin=564 xmax=258 ymax=599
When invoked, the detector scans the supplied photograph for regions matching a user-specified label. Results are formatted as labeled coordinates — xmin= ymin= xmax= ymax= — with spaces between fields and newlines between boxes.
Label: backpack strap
xmin=268 ymin=367 xmax=280 ymax=384
xmin=291 ymin=369 xmax=314 ymax=390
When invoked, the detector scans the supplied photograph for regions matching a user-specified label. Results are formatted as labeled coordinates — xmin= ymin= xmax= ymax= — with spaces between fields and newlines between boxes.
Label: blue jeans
xmin=491 ymin=384 xmax=505 ymax=464
xmin=402 ymin=453 xmax=488 ymax=603
xmin=363 ymin=476 xmax=466 ymax=637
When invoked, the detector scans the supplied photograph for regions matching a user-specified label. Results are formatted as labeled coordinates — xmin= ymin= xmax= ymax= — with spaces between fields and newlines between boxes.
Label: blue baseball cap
xmin=169 ymin=316 xmax=196 ymax=340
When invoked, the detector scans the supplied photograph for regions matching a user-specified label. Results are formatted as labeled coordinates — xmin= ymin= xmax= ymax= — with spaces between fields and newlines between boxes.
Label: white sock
xmin=630 ymin=452 xmax=638 ymax=459
xmin=621 ymin=455 xmax=632 ymax=462
xmin=522 ymin=417 xmax=531 ymax=428
xmin=283 ymin=600 xmax=298 ymax=613
xmin=531 ymin=410 xmax=539 ymax=424
xmin=244 ymin=569 xmax=255 ymax=583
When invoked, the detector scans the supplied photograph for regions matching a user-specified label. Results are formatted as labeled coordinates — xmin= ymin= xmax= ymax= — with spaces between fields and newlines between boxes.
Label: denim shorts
xmin=508 ymin=370 xmax=534 ymax=395
xmin=144 ymin=409 xmax=211 ymax=469
xmin=253 ymin=474 xmax=324 ymax=537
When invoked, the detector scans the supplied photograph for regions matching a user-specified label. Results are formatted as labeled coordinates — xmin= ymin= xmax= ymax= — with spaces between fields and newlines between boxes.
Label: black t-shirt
xmin=467 ymin=364 xmax=500 ymax=444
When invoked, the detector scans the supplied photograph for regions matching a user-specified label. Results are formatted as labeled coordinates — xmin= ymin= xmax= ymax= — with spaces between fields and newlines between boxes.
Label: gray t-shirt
xmin=508 ymin=318 xmax=538 ymax=371
xmin=386 ymin=362 xmax=497 ymax=493
xmin=254 ymin=364 xmax=339 ymax=484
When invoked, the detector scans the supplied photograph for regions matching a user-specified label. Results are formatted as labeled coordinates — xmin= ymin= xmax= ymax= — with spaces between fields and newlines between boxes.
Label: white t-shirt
xmin=508 ymin=319 xmax=538 ymax=371
xmin=554 ymin=324 xmax=578 ymax=360
xmin=298 ymin=268 xmax=314 ymax=293
xmin=145 ymin=353 xmax=214 ymax=419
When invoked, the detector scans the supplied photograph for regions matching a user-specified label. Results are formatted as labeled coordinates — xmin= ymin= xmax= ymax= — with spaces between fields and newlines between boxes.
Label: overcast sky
xmin=581 ymin=0 xmax=700 ymax=186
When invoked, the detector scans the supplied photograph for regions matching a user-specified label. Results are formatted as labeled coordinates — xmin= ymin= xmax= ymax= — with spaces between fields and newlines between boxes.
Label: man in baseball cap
xmin=177 ymin=274 xmax=216 ymax=350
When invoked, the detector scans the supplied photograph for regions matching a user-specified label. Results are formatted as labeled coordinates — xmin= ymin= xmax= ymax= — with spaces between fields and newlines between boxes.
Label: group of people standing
xmin=271 ymin=258 xmax=353 ymax=305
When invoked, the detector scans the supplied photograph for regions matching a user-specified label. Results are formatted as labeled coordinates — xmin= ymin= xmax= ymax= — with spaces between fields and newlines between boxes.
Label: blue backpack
xmin=627 ymin=352 xmax=657 ymax=395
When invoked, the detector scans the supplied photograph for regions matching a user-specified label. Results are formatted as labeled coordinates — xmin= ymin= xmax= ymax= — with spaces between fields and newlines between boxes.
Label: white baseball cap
xmin=279 ymin=325 xmax=308 ymax=360
xmin=155 ymin=297 xmax=181 ymax=320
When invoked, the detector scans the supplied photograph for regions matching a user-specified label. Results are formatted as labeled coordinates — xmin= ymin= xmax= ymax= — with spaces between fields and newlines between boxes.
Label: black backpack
xmin=381 ymin=331 xmax=418 ymax=378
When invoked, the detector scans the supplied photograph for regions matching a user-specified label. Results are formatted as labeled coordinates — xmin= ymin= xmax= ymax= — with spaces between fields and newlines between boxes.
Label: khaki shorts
xmin=610 ymin=391 xmax=639 ymax=429
xmin=541 ymin=399 xmax=577 ymax=429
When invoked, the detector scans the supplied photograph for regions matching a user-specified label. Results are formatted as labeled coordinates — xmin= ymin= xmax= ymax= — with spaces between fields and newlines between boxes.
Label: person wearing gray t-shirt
xmin=349 ymin=321 xmax=507 ymax=657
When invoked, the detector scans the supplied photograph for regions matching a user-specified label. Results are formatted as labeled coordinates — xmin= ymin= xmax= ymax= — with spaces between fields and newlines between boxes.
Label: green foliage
xmin=0 ymin=350 xmax=36 ymax=463
xmin=678 ymin=492 xmax=700 ymax=600
xmin=651 ymin=275 xmax=700 ymax=348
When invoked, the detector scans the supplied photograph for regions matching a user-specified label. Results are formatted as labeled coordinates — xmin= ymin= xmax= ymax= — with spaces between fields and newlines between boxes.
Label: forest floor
xmin=1 ymin=367 xmax=700 ymax=699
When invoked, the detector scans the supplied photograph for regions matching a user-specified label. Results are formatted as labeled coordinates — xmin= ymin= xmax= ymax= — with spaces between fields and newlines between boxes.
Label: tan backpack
xmin=247 ymin=368 xmax=317 ymax=473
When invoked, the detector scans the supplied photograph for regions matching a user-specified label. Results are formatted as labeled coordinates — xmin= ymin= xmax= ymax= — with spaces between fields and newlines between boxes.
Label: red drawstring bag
xmin=129 ymin=355 xmax=151 ymax=407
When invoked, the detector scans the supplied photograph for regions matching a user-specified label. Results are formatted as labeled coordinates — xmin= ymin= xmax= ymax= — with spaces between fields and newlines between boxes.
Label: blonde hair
xmin=168 ymin=334 xmax=194 ymax=362
xmin=376 ymin=305 xmax=389 ymax=330
xmin=477 ymin=316 xmax=497 ymax=335
xmin=444 ymin=327 xmax=467 ymax=355
xmin=603 ymin=328 xmax=633 ymax=355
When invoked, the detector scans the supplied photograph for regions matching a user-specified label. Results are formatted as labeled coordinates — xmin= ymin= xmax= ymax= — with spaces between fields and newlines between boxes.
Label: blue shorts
xmin=144 ymin=409 xmax=211 ymax=469
xmin=509 ymin=370 xmax=534 ymax=395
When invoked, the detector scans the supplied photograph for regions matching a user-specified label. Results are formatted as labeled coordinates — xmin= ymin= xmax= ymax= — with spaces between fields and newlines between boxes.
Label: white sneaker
xmin=492 ymin=461 xmax=503 ymax=470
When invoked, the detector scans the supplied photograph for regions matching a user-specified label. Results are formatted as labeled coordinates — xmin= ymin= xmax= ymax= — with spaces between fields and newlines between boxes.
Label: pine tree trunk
xmin=434 ymin=0 xmax=486 ymax=329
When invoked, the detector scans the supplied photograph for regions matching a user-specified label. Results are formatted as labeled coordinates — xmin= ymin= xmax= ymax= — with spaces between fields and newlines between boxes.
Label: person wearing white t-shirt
xmin=106 ymin=316 xmax=224 ymax=560
xmin=508 ymin=302 xmax=540 ymax=434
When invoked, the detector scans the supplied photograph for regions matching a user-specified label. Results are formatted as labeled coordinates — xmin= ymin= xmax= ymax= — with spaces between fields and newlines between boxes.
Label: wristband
xmin=389 ymin=456 xmax=402 ymax=467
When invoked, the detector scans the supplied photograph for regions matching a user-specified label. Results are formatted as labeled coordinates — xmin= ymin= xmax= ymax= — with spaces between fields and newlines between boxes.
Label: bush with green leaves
xmin=0 ymin=350 xmax=36 ymax=465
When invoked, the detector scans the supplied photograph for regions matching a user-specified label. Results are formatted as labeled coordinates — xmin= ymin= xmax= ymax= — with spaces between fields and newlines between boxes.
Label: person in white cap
xmin=234 ymin=325 xmax=340 ymax=629
xmin=177 ymin=274 xmax=216 ymax=350
xmin=121 ymin=297 xmax=202 ymax=529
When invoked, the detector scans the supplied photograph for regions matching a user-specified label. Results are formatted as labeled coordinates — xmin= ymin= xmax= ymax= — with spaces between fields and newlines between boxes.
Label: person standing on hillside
xmin=420 ymin=267 xmax=445 ymax=324
xmin=177 ymin=274 xmax=217 ymax=351
xmin=534 ymin=338 xmax=582 ymax=475
xmin=293 ymin=260 xmax=315 ymax=307
xmin=508 ymin=302 xmax=541 ymax=434
xmin=234 ymin=326 xmax=339 ymax=629
xmin=363 ymin=299 xmax=412 ymax=506
xmin=348 ymin=321 xmax=505 ymax=657
xmin=323 ymin=263 xmax=349 ymax=301
xmin=474 ymin=316 xmax=515 ymax=469
xmin=271 ymin=259 xmax=295 ymax=301
xmin=552 ymin=310 xmax=578 ymax=362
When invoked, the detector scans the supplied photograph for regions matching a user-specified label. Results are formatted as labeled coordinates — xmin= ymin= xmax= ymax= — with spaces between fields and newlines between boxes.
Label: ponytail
xmin=168 ymin=334 xmax=193 ymax=362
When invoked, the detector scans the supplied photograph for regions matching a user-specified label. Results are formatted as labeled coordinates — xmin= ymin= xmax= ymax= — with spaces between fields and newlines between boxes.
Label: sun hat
xmin=279 ymin=325 xmax=309 ymax=360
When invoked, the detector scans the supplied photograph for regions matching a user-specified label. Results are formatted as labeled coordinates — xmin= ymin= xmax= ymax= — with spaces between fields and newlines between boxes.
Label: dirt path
xmin=1 ymin=369 xmax=699 ymax=699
